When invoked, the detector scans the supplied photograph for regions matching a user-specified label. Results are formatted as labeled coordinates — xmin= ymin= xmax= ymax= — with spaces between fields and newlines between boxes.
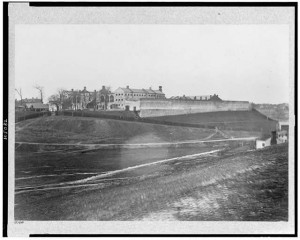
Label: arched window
xmin=109 ymin=95 xmax=114 ymax=102
xmin=100 ymin=95 xmax=105 ymax=102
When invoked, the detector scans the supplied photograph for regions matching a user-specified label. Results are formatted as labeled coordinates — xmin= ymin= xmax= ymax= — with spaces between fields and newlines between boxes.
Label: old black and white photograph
xmin=5 ymin=2 xmax=296 ymax=236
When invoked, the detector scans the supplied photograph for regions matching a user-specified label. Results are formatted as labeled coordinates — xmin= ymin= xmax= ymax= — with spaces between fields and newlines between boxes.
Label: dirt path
xmin=15 ymin=149 xmax=223 ymax=194
xmin=15 ymin=137 xmax=257 ymax=148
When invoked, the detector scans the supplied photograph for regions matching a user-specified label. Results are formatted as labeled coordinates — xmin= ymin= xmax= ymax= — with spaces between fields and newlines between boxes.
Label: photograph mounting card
xmin=4 ymin=2 xmax=297 ymax=237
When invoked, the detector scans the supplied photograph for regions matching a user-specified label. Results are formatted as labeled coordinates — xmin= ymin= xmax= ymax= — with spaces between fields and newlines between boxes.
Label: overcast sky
xmin=15 ymin=24 xmax=289 ymax=104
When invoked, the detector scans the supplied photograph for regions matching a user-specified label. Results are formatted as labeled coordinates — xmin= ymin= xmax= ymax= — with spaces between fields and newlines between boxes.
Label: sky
xmin=15 ymin=24 xmax=290 ymax=104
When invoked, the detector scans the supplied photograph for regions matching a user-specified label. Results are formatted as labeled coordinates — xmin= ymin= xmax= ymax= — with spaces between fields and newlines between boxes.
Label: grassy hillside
xmin=147 ymin=110 xmax=277 ymax=133
xmin=253 ymin=103 xmax=289 ymax=121
xmin=16 ymin=116 xmax=222 ymax=144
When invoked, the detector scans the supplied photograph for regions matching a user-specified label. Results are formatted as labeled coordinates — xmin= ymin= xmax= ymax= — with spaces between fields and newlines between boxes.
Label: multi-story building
xmin=58 ymin=85 xmax=165 ymax=111
xmin=63 ymin=87 xmax=94 ymax=110
xmin=95 ymin=86 xmax=115 ymax=110
xmin=113 ymin=86 xmax=165 ymax=109
xmin=62 ymin=86 xmax=115 ymax=111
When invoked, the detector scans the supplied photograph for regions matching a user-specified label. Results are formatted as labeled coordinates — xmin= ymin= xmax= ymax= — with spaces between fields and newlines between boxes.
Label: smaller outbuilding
xmin=25 ymin=103 xmax=49 ymax=112
xmin=277 ymin=121 xmax=289 ymax=132
xmin=277 ymin=130 xmax=288 ymax=144
xmin=256 ymin=136 xmax=272 ymax=149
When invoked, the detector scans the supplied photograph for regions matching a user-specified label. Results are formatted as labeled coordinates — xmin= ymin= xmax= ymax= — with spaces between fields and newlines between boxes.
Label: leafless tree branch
xmin=34 ymin=85 xmax=44 ymax=103
xmin=15 ymin=88 xmax=23 ymax=103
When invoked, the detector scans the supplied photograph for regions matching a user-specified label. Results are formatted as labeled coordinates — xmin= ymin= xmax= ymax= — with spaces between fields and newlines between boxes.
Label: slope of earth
xmin=146 ymin=110 xmax=277 ymax=133
xmin=253 ymin=103 xmax=289 ymax=122
xmin=15 ymin=116 xmax=258 ymax=144
xmin=15 ymin=143 xmax=288 ymax=221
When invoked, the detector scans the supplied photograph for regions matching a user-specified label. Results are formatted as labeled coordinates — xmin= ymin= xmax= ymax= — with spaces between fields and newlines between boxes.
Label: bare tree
xmin=15 ymin=88 xmax=23 ymax=104
xmin=48 ymin=88 xmax=67 ymax=111
xmin=34 ymin=85 xmax=44 ymax=103
xmin=57 ymin=88 xmax=66 ymax=102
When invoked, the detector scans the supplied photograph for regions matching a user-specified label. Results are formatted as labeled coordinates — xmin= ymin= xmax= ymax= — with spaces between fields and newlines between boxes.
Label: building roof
xmin=152 ymin=90 xmax=164 ymax=94
xmin=118 ymin=88 xmax=133 ymax=93
xmin=257 ymin=136 xmax=271 ymax=141
xmin=25 ymin=103 xmax=49 ymax=109
xmin=17 ymin=98 xmax=42 ymax=104
xmin=116 ymin=87 xmax=164 ymax=94
xmin=130 ymin=88 xmax=146 ymax=94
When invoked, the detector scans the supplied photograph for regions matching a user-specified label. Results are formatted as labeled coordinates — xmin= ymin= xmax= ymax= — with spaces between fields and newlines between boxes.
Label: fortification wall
xmin=139 ymin=99 xmax=251 ymax=117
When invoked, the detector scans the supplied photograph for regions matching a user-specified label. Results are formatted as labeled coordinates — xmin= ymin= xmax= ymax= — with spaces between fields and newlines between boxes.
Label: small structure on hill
xmin=256 ymin=136 xmax=272 ymax=149
xmin=256 ymin=130 xmax=286 ymax=149
xmin=277 ymin=130 xmax=288 ymax=144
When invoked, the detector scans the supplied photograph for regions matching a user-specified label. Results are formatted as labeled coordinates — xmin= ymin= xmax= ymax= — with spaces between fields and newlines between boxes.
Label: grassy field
xmin=147 ymin=110 xmax=277 ymax=133
xmin=15 ymin=143 xmax=288 ymax=221
xmin=15 ymin=116 xmax=260 ymax=144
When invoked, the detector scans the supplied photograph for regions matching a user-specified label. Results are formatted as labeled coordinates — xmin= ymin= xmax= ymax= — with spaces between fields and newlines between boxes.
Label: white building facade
xmin=113 ymin=86 xmax=165 ymax=110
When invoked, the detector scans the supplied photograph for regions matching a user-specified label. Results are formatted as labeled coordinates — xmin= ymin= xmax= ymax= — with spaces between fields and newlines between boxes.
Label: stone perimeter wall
xmin=139 ymin=99 xmax=252 ymax=117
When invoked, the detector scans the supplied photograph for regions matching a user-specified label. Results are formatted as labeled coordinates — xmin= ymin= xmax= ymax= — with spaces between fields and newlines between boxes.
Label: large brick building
xmin=61 ymin=86 xmax=114 ymax=110
xmin=59 ymin=85 xmax=165 ymax=111
xmin=63 ymin=87 xmax=94 ymax=110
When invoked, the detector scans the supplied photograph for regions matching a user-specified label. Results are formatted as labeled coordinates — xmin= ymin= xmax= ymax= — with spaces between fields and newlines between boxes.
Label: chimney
xmin=102 ymin=86 xmax=105 ymax=90
xmin=84 ymin=86 xmax=86 ymax=91
xmin=271 ymin=131 xmax=277 ymax=145
xmin=159 ymin=86 xmax=162 ymax=92
xmin=71 ymin=89 xmax=74 ymax=92
xmin=126 ymin=86 xmax=129 ymax=89
xmin=149 ymin=87 xmax=152 ymax=90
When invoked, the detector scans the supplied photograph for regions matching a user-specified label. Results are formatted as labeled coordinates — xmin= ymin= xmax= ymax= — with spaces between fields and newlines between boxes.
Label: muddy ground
xmin=15 ymin=143 xmax=288 ymax=221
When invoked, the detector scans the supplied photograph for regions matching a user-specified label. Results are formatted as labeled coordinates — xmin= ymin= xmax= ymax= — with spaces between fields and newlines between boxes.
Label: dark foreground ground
xmin=15 ymin=143 xmax=288 ymax=221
